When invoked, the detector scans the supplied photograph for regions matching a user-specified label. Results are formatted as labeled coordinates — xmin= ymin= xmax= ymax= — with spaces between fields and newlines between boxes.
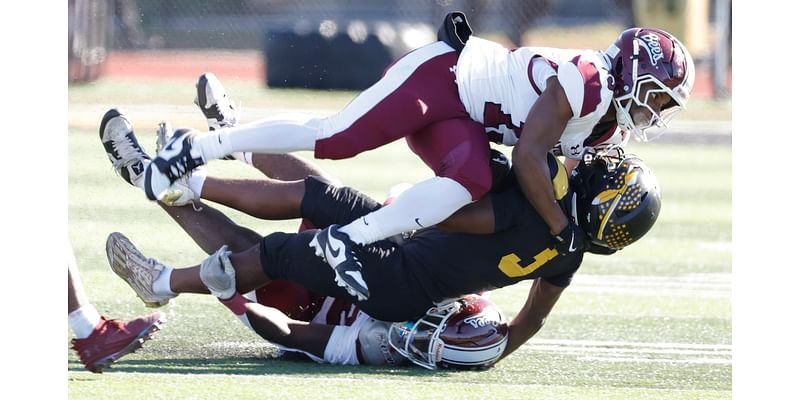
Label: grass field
xmin=68 ymin=79 xmax=731 ymax=399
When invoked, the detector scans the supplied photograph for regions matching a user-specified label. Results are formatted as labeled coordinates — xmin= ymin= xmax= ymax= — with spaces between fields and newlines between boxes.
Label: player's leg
xmin=68 ymin=244 xmax=101 ymax=336
xmin=346 ymin=117 xmax=494 ymax=234
xmin=106 ymin=232 xmax=271 ymax=304
xmin=243 ymin=302 xmax=334 ymax=359
xmin=250 ymin=153 xmax=339 ymax=184
xmin=315 ymin=118 xmax=492 ymax=300
xmin=193 ymin=176 xmax=307 ymax=221
xmin=186 ymin=174 xmax=386 ymax=301
xmin=98 ymin=111 xmax=326 ymax=308
xmin=98 ymin=108 xmax=264 ymax=254
xmin=144 ymin=42 xmax=465 ymax=200
xmin=158 ymin=202 xmax=262 ymax=254
xmin=193 ymin=73 xmax=339 ymax=183
xmin=68 ymin=241 xmax=164 ymax=373
xmin=196 ymin=249 xmax=336 ymax=359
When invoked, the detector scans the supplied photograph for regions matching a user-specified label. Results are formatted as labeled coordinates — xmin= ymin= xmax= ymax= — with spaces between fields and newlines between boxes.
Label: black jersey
xmin=271 ymin=176 xmax=584 ymax=321
xmin=399 ymin=185 xmax=582 ymax=303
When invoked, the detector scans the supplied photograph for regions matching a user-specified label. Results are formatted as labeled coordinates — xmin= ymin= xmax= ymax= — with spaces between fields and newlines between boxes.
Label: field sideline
xmin=68 ymin=80 xmax=731 ymax=399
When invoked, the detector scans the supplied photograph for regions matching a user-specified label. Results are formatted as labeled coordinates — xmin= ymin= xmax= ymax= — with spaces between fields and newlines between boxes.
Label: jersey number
xmin=498 ymin=247 xmax=557 ymax=278
xmin=484 ymin=102 xmax=523 ymax=140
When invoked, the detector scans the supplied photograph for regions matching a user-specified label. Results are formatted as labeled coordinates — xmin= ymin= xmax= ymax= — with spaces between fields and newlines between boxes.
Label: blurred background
xmin=68 ymin=0 xmax=731 ymax=97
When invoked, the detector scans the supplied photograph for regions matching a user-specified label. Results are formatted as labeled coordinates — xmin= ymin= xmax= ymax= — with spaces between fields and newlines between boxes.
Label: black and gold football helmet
xmin=570 ymin=147 xmax=661 ymax=252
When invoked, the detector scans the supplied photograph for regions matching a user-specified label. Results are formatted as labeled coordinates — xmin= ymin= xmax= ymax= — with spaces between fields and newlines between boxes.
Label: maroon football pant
xmin=313 ymin=41 xmax=491 ymax=200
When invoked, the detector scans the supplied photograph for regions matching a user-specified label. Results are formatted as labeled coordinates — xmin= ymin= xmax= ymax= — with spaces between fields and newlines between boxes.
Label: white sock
xmin=340 ymin=177 xmax=473 ymax=245
xmin=187 ymin=168 xmax=208 ymax=198
xmin=68 ymin=304 xmax=103 ymax=339
xmin=152 ymin=266 xmax=176 ymax=297
xmin=194 ymin=116 xmax=320 ymax=160
xmin=193 ymin=130 xmax=234 ymax=162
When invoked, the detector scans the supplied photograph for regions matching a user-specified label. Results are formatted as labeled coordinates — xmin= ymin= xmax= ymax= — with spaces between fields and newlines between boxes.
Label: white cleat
xmin=106 ymin=232 xmax=176 ymax=308
xmin=195 ymin=72 xmax=238 ymax=131
xmin=99 ymin=108 xmax=152 ymax=188
xmin=144 ymin=128 xmax=204 ymax=201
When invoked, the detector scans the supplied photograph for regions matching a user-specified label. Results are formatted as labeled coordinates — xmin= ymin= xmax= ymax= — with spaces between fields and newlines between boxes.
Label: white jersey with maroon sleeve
xmin=454 ymin=36 xmax=615 ymax=159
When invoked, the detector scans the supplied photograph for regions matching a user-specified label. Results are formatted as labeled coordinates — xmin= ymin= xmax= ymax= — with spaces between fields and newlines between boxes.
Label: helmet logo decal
xmin=638 ymin=33 xmax=664 ymax=66
xmin=593 ymin=168 xmax=639 ymax=240
xmin=432 ymin=338 xmax=444 ymax=362
xmin=464 ymin=313 xmax=500 ymax=329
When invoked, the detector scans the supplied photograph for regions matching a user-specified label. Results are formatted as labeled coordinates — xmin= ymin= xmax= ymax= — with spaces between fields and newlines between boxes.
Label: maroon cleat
xmin=71 ymin=311 xmax=165 ymax=373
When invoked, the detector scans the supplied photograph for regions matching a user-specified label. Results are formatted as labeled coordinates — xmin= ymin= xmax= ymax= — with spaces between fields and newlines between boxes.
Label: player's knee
xmin=450 ymin=172 xmax=492 ymax=201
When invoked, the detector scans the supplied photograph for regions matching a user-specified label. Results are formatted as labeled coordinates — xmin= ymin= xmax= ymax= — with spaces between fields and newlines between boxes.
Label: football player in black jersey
xmin=110 ymin=144 xmax=660 ymax=365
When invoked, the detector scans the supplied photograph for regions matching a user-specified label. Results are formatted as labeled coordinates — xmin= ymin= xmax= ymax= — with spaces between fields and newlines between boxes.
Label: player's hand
xmin=200 ymin=245 xmax=237 ymax=299
xmin=553 ymin=222 xmax=587 ymax=256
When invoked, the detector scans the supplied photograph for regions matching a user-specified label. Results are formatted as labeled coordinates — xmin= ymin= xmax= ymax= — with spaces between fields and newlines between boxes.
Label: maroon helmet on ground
xmin=388 ymin=294 xmax=508 ymax=370
xmin=605 ymin=27 xmax=695 ymax=142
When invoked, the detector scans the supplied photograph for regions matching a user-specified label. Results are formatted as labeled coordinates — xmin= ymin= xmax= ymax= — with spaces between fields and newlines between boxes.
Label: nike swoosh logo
xmin=414 ymin=218 xmax=424 ymax=228
xmin=568 ymin=233 xmax=577 ymax=252
xmin=361 ymin=217 xmax=369 ymax=226
xmin=218 ymin=135 xmax=223 ymax=144
xmin=326 ymin=232 xmax=341 ymax=259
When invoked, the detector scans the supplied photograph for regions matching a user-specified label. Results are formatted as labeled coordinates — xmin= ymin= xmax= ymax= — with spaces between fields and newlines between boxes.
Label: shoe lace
xmin=162 ymin=145 xmax=201 ymax=183
xmin=165 ymin=155 xmax=192 ymax=181
xmin=189 ymin=200 xmax=203 ymax=212
xmin=210 ymin=100 xmax=241 ymax=129
xmin=112 ymin=134 xmax=149 ymax=170
xmin=125 ymin=252 xmax=161 ymax=299
xmin=104 ymin=318 xmax=129 ymax=333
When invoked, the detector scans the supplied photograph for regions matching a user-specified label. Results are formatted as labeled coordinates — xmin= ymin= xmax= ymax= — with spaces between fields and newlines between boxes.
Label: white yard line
xmin=567 ymin=273 xmax=731 ymax=297
xmin=579 ymin=356 xmax=731 ymax=365
xmin=522 ymin=338 xmax=731 ymax=365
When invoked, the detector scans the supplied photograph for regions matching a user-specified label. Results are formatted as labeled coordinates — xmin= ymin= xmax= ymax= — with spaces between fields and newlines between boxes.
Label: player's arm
xmin=201 ymin=250 xmax=335 ymax=359
xmin=498 ymin=278 xmax=565 ymax=361
xmin=218 ymin=292 xmax=334 ymax=359
xmin=511 ymin=76 xmax=573 ymax=236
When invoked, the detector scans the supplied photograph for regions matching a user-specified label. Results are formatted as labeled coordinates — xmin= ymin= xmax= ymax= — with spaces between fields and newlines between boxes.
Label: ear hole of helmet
xmin=614 ymin=58 xmax=624 ymax=76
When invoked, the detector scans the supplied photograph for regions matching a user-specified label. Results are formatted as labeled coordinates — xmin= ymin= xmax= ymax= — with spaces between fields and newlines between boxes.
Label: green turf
xmin=68 ymin=84 xmax=731 ymax=399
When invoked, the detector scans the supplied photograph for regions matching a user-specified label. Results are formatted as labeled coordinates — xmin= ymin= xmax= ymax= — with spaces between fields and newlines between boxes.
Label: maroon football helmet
xmin=606 ymin=27 xmax=695 ymax=141
xmin=388 ymin=294 xmax=508 ymax=370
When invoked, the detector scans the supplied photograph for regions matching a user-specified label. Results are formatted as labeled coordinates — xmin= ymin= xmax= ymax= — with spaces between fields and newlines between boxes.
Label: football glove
xmin=553 ymin=222 xmax=587 ymax=256
xmin=200 ymin=245 xmax=237 ymax=300
xmin=586 ymin=242 xmax=618 ymax=255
